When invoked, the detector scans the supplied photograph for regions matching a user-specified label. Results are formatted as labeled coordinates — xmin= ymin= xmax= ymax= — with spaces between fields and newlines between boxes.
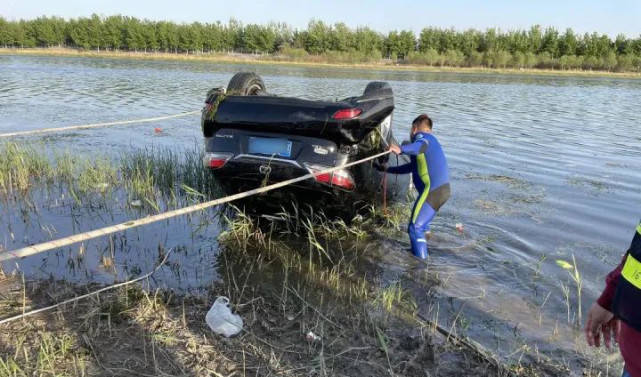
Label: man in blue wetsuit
xmin=384 ymin=114 xmax=450 ymax=259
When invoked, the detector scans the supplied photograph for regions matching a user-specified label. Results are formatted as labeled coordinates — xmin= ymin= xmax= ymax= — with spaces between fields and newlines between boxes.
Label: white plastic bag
xmin=205 ymin=296 xmax=243 ymax=337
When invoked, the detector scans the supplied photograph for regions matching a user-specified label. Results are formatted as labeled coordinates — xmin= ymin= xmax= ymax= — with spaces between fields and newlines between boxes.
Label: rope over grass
xmin=0 ymin=248 xmax=174 ymax=326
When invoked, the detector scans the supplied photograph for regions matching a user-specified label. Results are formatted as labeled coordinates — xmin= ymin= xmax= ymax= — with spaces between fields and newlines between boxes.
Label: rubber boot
xmin=413 ymin=240 xmax=429 ymax=259
xmin=408 ymin=223 xmax=429 ymax=259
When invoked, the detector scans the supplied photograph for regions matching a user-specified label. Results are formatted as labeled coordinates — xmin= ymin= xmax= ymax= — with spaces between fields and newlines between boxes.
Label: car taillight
xmin=314 ymin=173 xmax=331 ymax=184
xmin=306 ymin=165 xmax=355 ymax=191
xmin=203 ymin=152 xmax=233 ymax=169
xmin=332 ymin=108 xmax=362 ymax=120
xmin=330 ymin=170 xmax=355 ymax=190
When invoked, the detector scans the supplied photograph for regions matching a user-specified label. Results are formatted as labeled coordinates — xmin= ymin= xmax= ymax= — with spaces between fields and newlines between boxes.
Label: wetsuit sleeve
xmin=597 ymin=254 xmax=626 ymax=311
xmin=400 ymin=139 xmax=429 ymax=156
xmin=386 ymin=163 xmax=412 ymax=174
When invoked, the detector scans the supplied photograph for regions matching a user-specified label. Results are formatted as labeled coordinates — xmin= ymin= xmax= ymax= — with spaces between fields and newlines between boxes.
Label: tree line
xmin=1 ymin=15 xmax=641 ymax=72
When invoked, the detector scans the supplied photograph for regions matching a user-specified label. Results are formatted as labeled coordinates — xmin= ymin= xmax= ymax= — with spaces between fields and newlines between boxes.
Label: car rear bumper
xmin=204 ymin=128 xmax=357 ymax=193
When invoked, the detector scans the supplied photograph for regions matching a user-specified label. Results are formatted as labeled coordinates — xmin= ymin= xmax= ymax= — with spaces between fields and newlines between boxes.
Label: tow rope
xmin=0 ymin=150 xmax=391 ymax=262
xmin=0 ymin=110 xmax=200 ymax=138
xmin=381 ymin=170 xmax=388 ymax=214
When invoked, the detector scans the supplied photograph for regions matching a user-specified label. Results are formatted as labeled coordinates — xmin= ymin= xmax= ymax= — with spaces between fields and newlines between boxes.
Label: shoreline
xmin=2 ymin=47 xmax=641 ymax=79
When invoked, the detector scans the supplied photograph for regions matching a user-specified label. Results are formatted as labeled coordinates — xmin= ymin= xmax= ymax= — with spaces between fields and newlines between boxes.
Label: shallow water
xmin=1 ymin=55 xmax=640 ymax=373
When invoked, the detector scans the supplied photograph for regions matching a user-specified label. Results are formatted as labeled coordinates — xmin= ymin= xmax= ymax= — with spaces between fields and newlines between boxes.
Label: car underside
xmin=201 ymin=72 xmax=410 ymax=213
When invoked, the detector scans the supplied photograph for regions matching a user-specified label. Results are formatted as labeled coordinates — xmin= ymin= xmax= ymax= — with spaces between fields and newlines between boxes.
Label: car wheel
xmin=227 ymin=72 xmax=266 ymax=96
xmin=363 ymin=81 xmax=392 ymax=98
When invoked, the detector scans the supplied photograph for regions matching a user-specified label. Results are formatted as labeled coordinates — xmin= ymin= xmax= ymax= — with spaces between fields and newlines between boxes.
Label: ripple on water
xmin=0 ymin=56 xmax=639 ymax=374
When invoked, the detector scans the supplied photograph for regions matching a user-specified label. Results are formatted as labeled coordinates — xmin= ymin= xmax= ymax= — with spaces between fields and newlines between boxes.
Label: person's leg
xmin=621 ymin=368 xmax=630 ymax=377
xmin=408 ymin=197 xmax=421 ymax=256
xmin=423 ymin=183 xmax=451 ymax=240
xmin=408 ymin=192 xmax=437 ymax=259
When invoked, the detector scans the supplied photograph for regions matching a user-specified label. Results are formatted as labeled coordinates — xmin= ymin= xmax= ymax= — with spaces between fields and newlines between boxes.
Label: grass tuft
xmin=0 ymin=143 xmax=53 ymax=195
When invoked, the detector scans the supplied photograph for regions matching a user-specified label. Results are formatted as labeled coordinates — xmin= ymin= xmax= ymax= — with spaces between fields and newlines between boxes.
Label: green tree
xmin=614 ymin=34 xmax=629 ymax=55
xmin=480 ymin=28 xmax=498 ymax=52
xmin=512 ymin=51 xmax=526 ymax=68
xmin=524 ymin=52 xmax=537 ymax=68
xmin=603 ymin=50 xmax=617 ymax=71
xmin=141 ymin=20 xmax=158 ymax=52
xmin=528 ymin=25 xmax=542 ymax=53
xmin=68 ymin=19 xmax=90 ymax=49
xmin=0 ymin=17 xmax=13 ymax=47
xmin=398 ymin=30 xmax=416 ymax=58
xmin=467 ymin=51 xmax=483 ymax=66
xmin=384 ymin=31 xmax=400 ymax=58
xmin=541 ymin=27 xmax=559 ymax=57
xmin=459 ymin=29 xmax=480 ymax=56
xmin=86 ymin=14 xmax=104 ymax=50
xmin=1 ymin=15 xmax=639 ymax=73
xmin=103 ymin=15 xmax=124 ymax=50
xmin=444 ymin=49 xmax=464 ymax=66
xmin=418 ymin=28 xmax=439 ymax=52
xmin=124 ymin=17 xmax=145 ymax=51
xmin=33 ymin=17 xmax=57 ymax=47
xmin=272 ymin=22 xmax=293 ymax=51
xmin=559 ymin=28 xmax=577 ymax=56
xmin=353 ymin=26 xmax=382 ymax=55
xmin=305 ymin=19 xmax=331 ymax=54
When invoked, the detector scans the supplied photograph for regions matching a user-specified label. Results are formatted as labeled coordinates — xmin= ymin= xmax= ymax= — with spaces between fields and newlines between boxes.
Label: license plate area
xmin=248 ymin=137 xmax=292 ymax=158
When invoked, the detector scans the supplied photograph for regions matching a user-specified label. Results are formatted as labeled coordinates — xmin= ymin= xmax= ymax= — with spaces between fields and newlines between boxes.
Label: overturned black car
xmin=201 ymin=72 xmax=409 ymax=210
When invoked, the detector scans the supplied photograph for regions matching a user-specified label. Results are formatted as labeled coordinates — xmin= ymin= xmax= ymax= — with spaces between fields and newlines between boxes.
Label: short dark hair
xmin=412 ymin=114 xmax=433 ymax=130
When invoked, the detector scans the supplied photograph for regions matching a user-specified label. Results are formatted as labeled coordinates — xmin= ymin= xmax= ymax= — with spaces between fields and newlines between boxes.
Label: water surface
xmin=1 ymin=55 xmax=640 ymax=374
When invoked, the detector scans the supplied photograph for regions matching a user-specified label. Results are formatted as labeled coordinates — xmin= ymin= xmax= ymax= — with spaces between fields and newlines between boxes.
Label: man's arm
xmin=585 ymin=254 xmax=626 ymax=348
xmin=399 ymin=139 xmax=429 ymax=156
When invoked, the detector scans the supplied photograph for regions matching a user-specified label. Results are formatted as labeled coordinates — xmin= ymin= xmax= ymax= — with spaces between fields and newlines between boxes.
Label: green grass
xmin=0 ymin=143 xmax=53 ymax=195
xmin=120 ymin=146 xmax=223 ymax=206
xmin=376 ymin=282 xmax=418 ymax=314
xmin=0 ymin=332 xmax=83 ymax=377
xmin=0 ymin=143 xmax=223 ymax=212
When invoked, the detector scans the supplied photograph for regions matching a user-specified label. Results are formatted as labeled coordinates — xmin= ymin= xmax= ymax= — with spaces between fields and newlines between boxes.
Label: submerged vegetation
xmin=2 ymin=15 xmax=641 ymax=72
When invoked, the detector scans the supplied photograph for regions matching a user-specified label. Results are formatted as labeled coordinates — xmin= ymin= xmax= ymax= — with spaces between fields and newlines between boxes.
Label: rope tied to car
xmin=0 ymin=150 xmax=391 ymax=262
xmin=0 ymin=110 xmax=200 ymax=138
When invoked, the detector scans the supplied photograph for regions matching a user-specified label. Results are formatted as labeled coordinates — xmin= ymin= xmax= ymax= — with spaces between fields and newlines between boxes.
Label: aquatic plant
xmin=119 ymin=146 xmax=222 ymax=204
xmin=0 ymin=143 xmax=53 ymax=195
xmin=376 ymin=281 xmax=417 ymax=314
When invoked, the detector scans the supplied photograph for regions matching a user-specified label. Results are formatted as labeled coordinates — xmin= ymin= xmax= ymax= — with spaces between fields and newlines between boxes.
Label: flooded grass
xmin=0 ymin=143 xmax=53 ymax=195
xmin=0 ymin=142 xmax=222 ymax=211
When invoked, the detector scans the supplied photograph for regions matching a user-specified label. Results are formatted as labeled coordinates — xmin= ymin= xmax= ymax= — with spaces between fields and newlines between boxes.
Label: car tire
xmin=227 ymin=72 xmax=266 ymax=96
xmin=363 ymin=81 xmax=392 ymax=98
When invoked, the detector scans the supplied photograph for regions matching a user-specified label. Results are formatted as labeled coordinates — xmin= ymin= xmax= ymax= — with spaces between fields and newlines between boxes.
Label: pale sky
xmin=1 ymin=0 xmax=640 ymax=37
